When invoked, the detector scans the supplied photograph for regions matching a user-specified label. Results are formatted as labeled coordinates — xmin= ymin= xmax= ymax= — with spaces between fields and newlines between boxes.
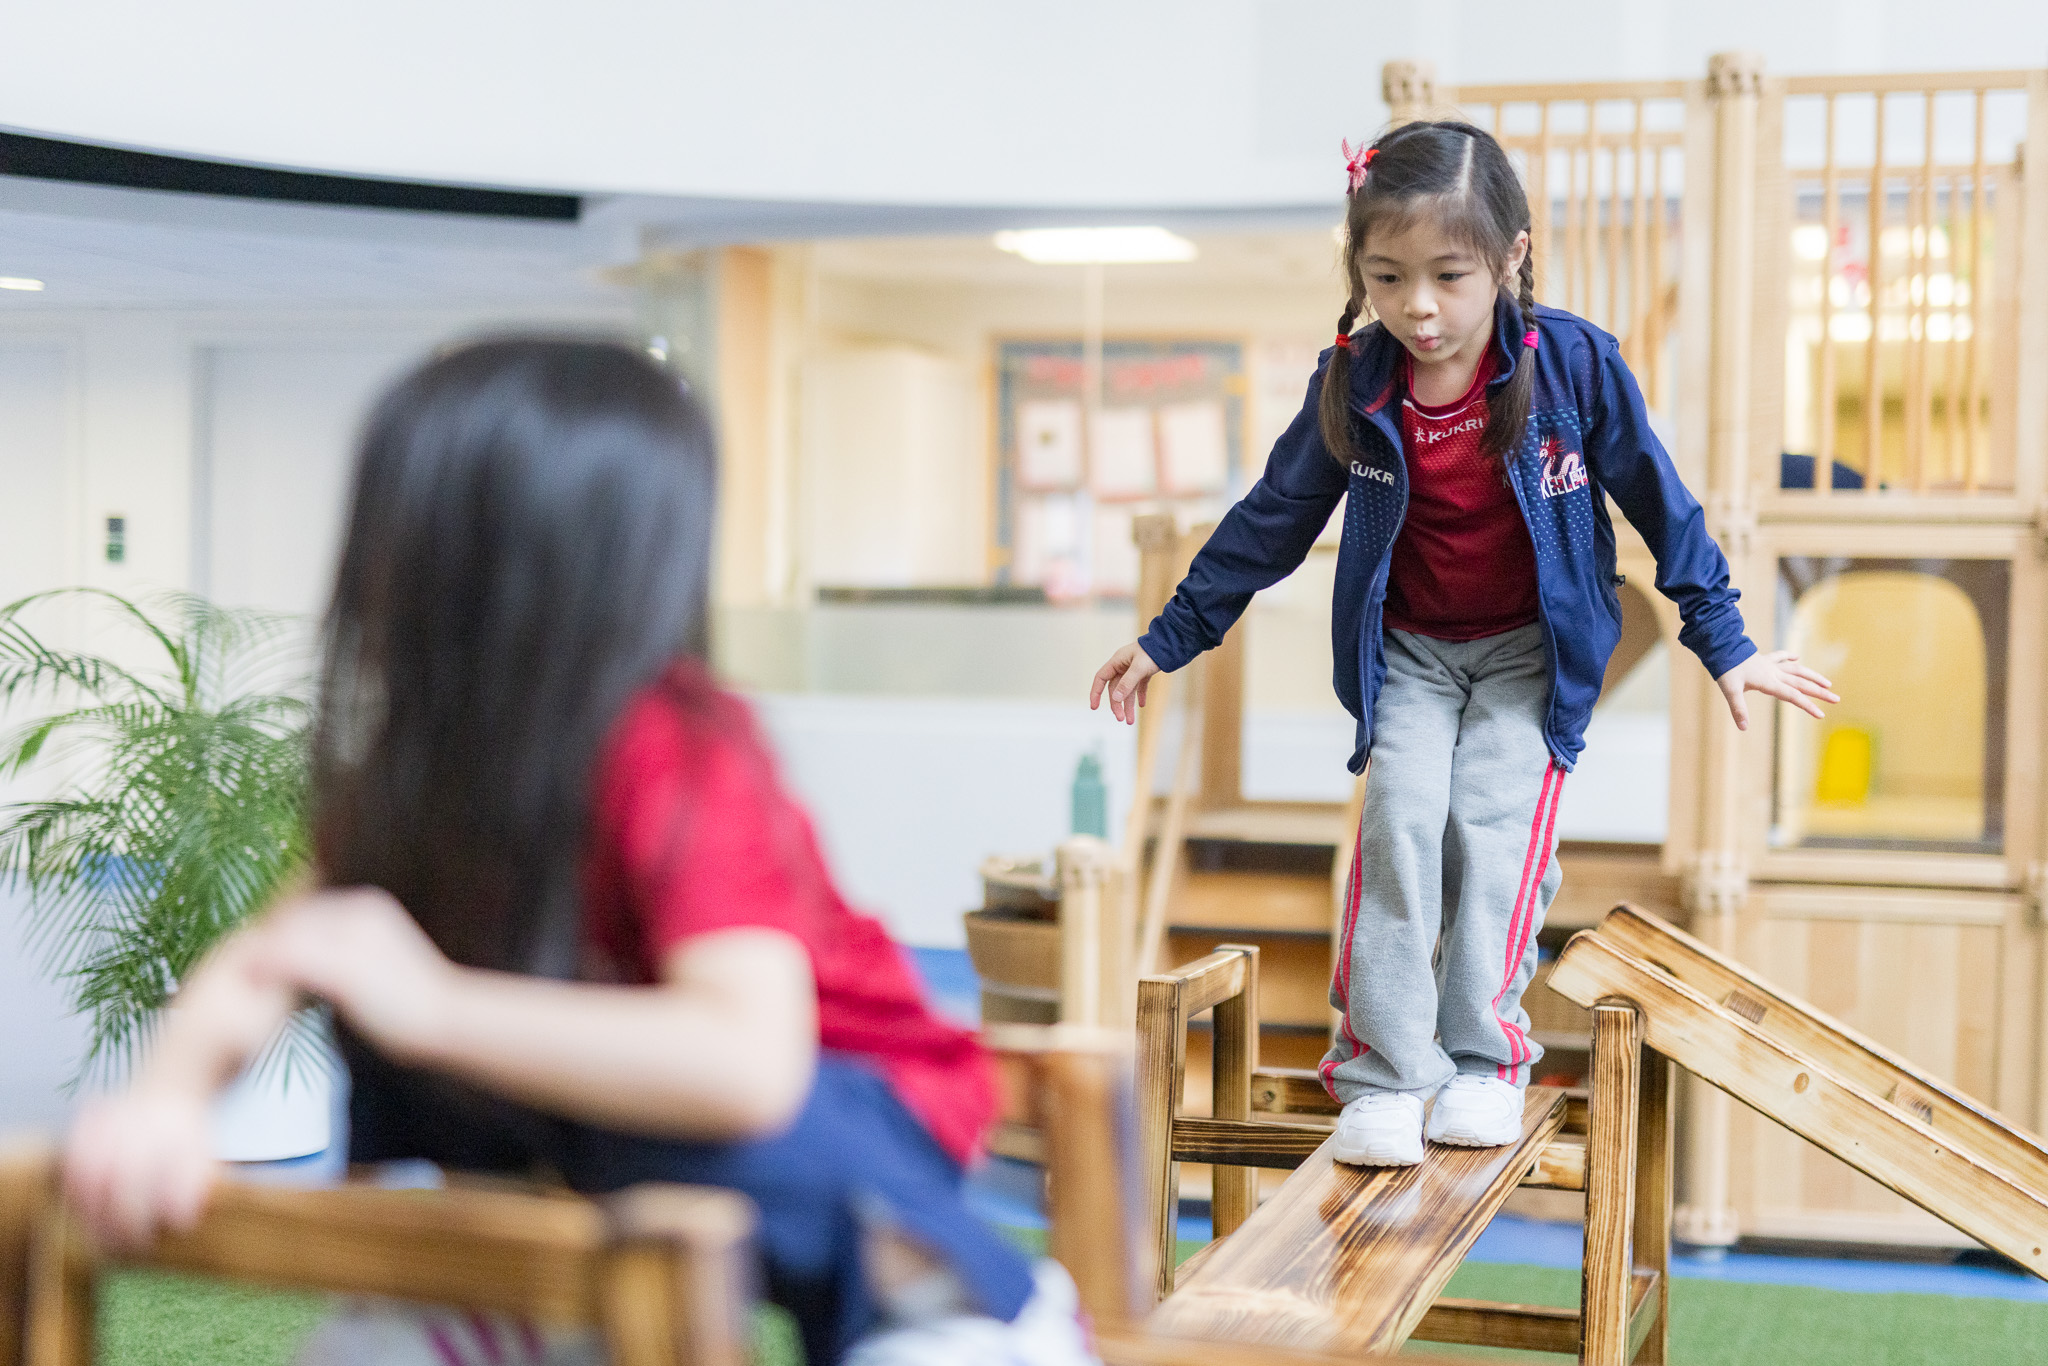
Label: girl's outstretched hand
xmin=1715 ymin=650 xmax=1839 ymax=731
xmin=1090 ymin=641 xmax=1161 ymax=725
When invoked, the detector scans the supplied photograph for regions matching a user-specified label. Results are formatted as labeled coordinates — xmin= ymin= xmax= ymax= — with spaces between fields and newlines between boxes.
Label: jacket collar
xmin=1350 ymin=292 xmax=1528 ymax=416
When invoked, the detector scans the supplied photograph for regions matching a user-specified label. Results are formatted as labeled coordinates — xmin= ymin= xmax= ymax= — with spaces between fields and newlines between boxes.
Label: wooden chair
xmin=0 ymin=1141 xmax=754 ymax=1366
xmin=1133 ymin=946 xmax=1674 ymax=1365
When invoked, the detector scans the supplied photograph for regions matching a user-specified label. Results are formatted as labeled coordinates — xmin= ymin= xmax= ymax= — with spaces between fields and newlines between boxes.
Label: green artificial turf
xmin=97 ymin=1242 xmax=2048 ymax=1366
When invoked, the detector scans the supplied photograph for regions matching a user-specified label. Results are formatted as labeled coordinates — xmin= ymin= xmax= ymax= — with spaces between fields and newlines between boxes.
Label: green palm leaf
xmin=0 ymin=590 xmax=319 ymax=1089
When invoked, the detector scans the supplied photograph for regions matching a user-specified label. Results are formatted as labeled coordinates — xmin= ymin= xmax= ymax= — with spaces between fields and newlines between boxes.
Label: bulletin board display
xmin=994 ymin=338 xmax=1248 ymax=600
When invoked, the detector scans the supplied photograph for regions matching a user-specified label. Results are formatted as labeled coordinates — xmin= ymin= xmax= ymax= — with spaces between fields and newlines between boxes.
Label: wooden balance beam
xmin=1136 ymin=946 xmax=1674 ymax=1364
xmin=1551 ymin=907 xmax=2048 ymax=1280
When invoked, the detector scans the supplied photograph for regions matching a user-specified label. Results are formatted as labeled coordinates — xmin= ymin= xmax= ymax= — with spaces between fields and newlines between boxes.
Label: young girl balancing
xmin=1091 ymin=122 xmax=1835 ymax=1167
xmin=62 ymin=340 xmax=1093 ymax=1366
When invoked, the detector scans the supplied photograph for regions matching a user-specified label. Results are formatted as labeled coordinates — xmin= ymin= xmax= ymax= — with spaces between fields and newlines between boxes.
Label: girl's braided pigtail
xmin=1478 ymin=248 xmax=1538 ymax=465
xmin=1318 ymin=292 xmax=1367 ymax=467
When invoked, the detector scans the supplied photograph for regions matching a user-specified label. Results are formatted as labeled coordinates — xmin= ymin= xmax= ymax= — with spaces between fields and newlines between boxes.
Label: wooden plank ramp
xmin=1593 ymin=904 xmax=2048 ymax=1194
xmin=1551 ymin=921 xmax=2048 ymax=1280
xmin=1148 ymin=1087 xmax=1569 ymax=1353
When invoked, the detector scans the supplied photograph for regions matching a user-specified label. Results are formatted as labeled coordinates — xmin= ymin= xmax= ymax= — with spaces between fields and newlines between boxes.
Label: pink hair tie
xmin=1523 ymin=329 xmax=1539 ymax=348
xmin=1342 ymin=139 xmax=1375 ymax=193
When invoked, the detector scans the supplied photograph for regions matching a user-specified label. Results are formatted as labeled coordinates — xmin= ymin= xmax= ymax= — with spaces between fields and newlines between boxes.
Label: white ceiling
xmin=6 ymin=2 xmax=2043 ymax=211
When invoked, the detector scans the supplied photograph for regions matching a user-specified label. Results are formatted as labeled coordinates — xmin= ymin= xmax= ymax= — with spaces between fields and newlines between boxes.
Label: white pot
xmin=211 ymin=1028 xmax=337 ymax=1163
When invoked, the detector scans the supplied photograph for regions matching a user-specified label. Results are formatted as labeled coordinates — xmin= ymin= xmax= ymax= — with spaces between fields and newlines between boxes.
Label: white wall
xmin=4 ymin=3 xmax=2044 ymax=210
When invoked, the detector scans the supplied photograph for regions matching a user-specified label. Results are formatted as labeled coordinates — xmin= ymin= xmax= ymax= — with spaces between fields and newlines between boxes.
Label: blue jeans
xmin=342 ymin=1039 xmax=1034 ymax=1365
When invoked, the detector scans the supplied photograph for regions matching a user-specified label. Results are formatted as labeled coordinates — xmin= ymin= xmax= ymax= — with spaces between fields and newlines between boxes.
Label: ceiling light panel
xmin=992 ymin=226 xmax=1197 ymax=265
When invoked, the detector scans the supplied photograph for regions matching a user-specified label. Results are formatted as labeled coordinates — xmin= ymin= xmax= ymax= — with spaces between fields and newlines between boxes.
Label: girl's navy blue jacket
xmin=1137 ymin=297 xmax=1756 ymax=772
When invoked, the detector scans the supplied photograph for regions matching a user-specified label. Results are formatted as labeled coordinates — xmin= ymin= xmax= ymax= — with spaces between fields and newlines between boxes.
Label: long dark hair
xmin=312 ymin=337 xmax=717 ymax=979
xmin=1320 ymin=120 xmax=1536 ymax=468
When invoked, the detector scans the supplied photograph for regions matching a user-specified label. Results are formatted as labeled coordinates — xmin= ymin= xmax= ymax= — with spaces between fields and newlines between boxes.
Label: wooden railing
xmin=1777 ymin=71 xmax=2037 ymax=498
xmin=1451 ymin=80 xmax=1690 ymax=412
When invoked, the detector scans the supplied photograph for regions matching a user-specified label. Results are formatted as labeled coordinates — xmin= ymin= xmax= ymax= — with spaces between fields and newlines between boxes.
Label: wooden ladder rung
xmin=1170 ymin=1118 xmax=1588 ymax=1190
xmin=1409 ymin=1268 xmax=1659 ymax=1357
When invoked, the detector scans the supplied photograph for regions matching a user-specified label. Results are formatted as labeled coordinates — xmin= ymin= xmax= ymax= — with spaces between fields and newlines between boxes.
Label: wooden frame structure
xmin=0 ymin=1146 xmax=756 ymax=1366
xmin=1548 ymin=906 xmax=2048 ymax=1276
xmin=1380 ymin=53 xmax=2048 ymax=1250
xmin=1133 ymin=947 xmax=1674 ymax=1363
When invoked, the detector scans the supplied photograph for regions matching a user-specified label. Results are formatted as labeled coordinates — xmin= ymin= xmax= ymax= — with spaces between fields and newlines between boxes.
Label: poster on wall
xmin=1089 ymin=407 xmax=1157 ymax=498
xmin=996 ymin=338 xmax=1246 ymax=599
xmin=1158 ymin=400 xmax=1229 ymax=495
xmin=1015 ymin=399 xmax=1083 ymax=489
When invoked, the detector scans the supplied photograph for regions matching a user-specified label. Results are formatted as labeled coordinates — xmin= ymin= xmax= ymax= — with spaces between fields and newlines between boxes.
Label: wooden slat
xmin=1251 ymin=1067 xmax=1341 ymax=1117
xmin=1153 ymin=951 xmax=1252 ymax=1021
xmin=1138 ymin=973 xmax=1190 ymax=1300
xmin=1594 ymin=905 xmax=2048 ymax=1192
xmin=1410 ymin=1297 xmax=1578 ymax=1355
xmin=1633 ymin=1048 xmax=1675 ymax=1365
xmin=1147 ymin=1089 xmax=1569 ymax=1353
xmin=1169 ymin=872 xmax=1333 ymax=935
xmin=142 ymin=1181 xmax=610 ymax=1324
xmin=1456 ymin=79 xmax=1689 ymax=103
xmin=1785 ymin=71 xmax=2033 ymax=95
xmin=23 ymin=1207 xmax=90 ymax=1366
xmin=1171 ymin=1118 xmax=1587 ymax=1191
xmin=0 ymin=1142 xmax=55 ymax=1366
xmin=1864 ymin=90 xmax=1887 ymax=493
xmin=601 ymin=1186 xmax=755 ymax=1366
xmin=1549 ymin=929 xmax=2048 ymax=1277
xmin=1816 ymin=91 xmax=1838 ymax=495
xmin=1097 ymin=1324 xmax=1496 ymax=1366
xmin=1628 ymin=1268 xmax=1665 ymax=1361
xmin=1582 ymin=1005 xmax=1642 ymax=1365
xmin=1211 ymin=945 xmax=1262 ymax=1238
xmin=1525 ymin=1140 xmax=1589 ymax=1191
xmin=1173 ymin=1118 xmax=1332 ymax=1169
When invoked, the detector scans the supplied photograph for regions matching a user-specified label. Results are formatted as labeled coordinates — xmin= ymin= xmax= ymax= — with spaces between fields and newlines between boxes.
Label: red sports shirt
xmin=580 ymin=662 xmax=995 ymax=1166
xmin=1381 ymin=351 xmax=1541 ymax=641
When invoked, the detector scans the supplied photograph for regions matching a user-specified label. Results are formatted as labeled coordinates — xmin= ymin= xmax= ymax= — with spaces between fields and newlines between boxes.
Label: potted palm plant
xmin=0 ymin=588 xmax=328 ymax=1159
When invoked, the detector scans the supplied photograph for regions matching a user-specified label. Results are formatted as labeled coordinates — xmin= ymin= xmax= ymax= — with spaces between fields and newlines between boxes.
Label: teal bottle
xmin=1070 ymin=752 xmax=1108 ymax=839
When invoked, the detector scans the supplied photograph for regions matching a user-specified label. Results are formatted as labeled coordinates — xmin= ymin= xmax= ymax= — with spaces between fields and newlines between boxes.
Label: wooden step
xmin=1148 ymin=1087 xmax=1569 ymax=1353
xmin=1173 ymin=804 xmax=1351 ymax=848
xmin=1167 ymin=871 xmax=1331 ymax=936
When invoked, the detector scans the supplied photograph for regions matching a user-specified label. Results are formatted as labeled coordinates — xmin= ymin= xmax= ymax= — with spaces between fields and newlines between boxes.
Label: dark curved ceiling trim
xmin=0 ymin=131 xmax=579 ymax=221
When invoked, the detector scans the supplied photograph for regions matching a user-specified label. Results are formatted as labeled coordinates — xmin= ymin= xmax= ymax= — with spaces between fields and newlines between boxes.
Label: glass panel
xmin=1772 ymin=557 xmax=2008 ymax=854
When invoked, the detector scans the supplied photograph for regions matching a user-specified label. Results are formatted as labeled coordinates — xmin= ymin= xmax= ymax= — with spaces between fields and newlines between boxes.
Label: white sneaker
xmin=845 ymin=1260 xmax=1100 ymax=1366
xmin=1330 ymin=1089 xmax=1426 ymax=1167
xmin=1426 ymin=1075 xmax=1524 ymax=1147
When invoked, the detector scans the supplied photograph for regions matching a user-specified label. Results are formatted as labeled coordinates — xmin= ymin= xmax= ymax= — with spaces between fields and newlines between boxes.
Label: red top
xmin=1382 ymin=351 xmax=1541 ymax=641
xmin=580 ymin=663 xmax=995 ymax=1166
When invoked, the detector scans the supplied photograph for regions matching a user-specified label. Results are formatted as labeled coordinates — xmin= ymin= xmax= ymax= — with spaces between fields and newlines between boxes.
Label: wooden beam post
xmin=1209 ymin=944 xmax=1262 ymax=1240
xmin=1382 ymin=60 xmax=1439 ymax=127
xmin=0 ymin=1144 xmax=56 ymax=1366
xmin=1632 ymin=1047 xmax=1675 ymax=1365
xmin=1675 ymin=48 xmax=1766 ymax=1253
xmin=1581 ymin=1003 xmax=1644 ymax=1366
xmin=1059 ymin=836 xmax=1132 ymax=1029
xmin=1137 ymin=974 xmax=1189 ymax=1301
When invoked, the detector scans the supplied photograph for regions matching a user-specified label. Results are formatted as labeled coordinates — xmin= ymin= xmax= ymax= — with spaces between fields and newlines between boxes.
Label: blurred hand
xmin=1715 ymin=650 xmax=1839 ymax=731
xmin=252 ymin=886 xmax=456 ymax=1063
xmin=63 ymin=1082 xmax=216 ymax=1253
xmin=1089 ymin=641 xmax=1161 ymax=725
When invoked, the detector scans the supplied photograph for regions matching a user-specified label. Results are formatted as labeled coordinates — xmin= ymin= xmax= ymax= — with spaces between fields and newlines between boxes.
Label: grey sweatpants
xmin=1322 ymin=624 xmax=1565 ymax=1101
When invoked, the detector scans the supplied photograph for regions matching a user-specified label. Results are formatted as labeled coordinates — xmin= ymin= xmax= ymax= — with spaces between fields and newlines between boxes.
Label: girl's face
xmin=1360 ymin=215 xmax=1529 ymax=375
